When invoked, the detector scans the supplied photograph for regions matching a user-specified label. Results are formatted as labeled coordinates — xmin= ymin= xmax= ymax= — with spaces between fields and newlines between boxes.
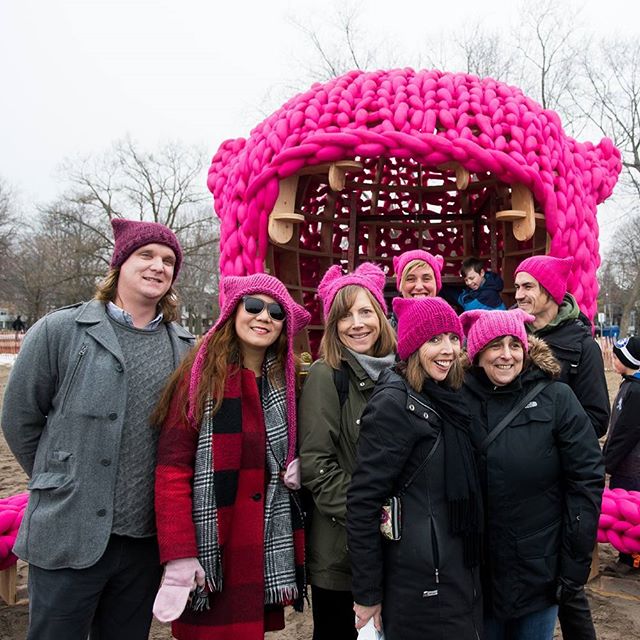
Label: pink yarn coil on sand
xmin=598 ymin=487 xmax=640 ymax=555
xmin=0 ymin=493 xmax=28 ymax=570
xmin=208 ymin=68 xmax=622 ymax=319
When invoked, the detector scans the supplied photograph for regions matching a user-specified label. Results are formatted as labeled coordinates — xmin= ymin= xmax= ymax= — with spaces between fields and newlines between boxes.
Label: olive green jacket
xmin=298 ymin=350 xmax=376 ymax=591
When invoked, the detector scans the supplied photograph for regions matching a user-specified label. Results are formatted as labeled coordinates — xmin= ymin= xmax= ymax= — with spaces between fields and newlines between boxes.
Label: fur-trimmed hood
xmin=461 ymin=335 xmax=561 ymax=379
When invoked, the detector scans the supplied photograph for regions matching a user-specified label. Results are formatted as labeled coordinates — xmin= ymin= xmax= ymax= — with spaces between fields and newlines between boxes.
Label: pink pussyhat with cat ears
xmin=317 ymin=262 xmax=388 ymax=319
xmin=393 ymin=250 xmax=444 ymax=292
xmin=460 ymin=308 xmax=536 ymax=362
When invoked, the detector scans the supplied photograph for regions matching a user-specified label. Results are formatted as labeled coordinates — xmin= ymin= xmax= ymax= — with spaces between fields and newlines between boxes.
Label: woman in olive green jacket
xmin=299 ymin=263 xmax=396 ymax=640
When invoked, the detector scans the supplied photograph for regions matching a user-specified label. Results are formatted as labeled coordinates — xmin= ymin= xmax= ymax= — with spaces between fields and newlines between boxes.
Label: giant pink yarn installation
xmin=208 ymin=68 xmax=621 ymax=319
xmin=599 ymin=488 xmax=640 ymax=555
xmin=0 ymin=492 xmax=28 ymax=571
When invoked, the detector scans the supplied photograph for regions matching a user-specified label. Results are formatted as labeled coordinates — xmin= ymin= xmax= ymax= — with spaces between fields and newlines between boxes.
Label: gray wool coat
xmin=1 ymin=300 xmax=194 ymax=569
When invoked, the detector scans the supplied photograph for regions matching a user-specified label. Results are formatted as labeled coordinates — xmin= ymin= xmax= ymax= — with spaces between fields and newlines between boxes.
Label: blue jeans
xmin=485 ymin=605 xmax=559 ymax=640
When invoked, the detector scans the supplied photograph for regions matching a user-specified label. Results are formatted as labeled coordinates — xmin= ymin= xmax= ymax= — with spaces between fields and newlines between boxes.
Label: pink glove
xmin=153 ymin=557 xmax=206 ymax=623
xmin=283 ymin=458 xmax=301 ymax=490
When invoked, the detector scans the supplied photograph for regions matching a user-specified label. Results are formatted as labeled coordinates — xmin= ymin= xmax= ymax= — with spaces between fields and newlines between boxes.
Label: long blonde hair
xmin=319 ymin=285 xmax=396 ymax=369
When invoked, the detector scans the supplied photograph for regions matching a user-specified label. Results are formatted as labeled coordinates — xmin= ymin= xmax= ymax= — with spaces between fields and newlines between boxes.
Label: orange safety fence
xmin=0 ymin=333 xmax=23 ymax=355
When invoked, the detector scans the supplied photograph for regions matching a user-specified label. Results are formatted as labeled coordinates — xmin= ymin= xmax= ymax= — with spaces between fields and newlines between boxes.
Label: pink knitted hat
xmin=393 ymin=296 xmax=462 ymax=361
xmin=514 ymin=255 xmax=574 ymax=305
xmin=110 ymin=218 xmax=183 ymax=280
xmin=317 ymin=262 xmax=387 ymax=319
xmin=460 ymin=309 xmax=536 ymax=362
xmin=188 ymin=274 xmax=310 ymax=465
xmin=393 ymin=250 xmax=444 ymax=293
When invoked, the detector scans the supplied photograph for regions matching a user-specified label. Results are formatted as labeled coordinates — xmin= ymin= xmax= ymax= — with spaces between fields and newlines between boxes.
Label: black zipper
xmin=431 ymin=523 xmax=440 ymax=585
xmin=61 ymin=344 xmax=87 ymax=414
xmin=423 ymin=522 xmax=441 ymax=597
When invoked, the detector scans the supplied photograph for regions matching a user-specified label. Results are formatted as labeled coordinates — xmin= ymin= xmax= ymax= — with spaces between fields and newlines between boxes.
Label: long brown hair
xmin=151 ymin=313 xmax=288 ymax=429
xmin=397 ymin=349 xmax=464 ymax=392
xmin=319 ymin=285 xmax=397 ymax=369
xmin=94 ymin=268 xmax=180 ymax=323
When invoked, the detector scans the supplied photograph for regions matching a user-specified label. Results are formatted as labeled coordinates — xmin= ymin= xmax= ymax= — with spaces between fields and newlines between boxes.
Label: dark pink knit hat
xmin=317 ymin=262 xmax=387 ymax=319
xmin=393 ymin=296 xmax=462 ymax=361
xmin=460 ymin=309 xmax=536 ymax=362
xmin=188 ymin=273 xmax=310 ymax=465
xmin=514 ymin=255 xmax=574 ymax=305
xmin=393 ymin=250 xmax=444 ymax=293
xmin=110 ymin=218 xmax=183 ymax=280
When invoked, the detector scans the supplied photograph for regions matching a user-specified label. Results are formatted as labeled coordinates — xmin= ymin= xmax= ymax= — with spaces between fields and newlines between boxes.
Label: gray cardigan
xmin=1 ymin=300 xmax=194 ymax=569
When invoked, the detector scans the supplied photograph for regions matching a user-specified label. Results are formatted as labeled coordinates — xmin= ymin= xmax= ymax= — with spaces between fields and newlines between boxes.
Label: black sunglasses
xmin=242 ymin=296 xmax=286 ymax=321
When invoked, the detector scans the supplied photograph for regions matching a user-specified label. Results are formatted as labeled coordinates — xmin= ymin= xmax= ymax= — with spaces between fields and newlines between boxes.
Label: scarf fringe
xmin=265 ymin=585 xmax=299 ymax=605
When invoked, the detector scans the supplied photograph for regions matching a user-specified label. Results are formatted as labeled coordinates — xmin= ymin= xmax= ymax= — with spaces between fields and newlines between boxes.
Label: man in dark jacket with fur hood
xmin=514 ymin=254 xmax=608 ymax=640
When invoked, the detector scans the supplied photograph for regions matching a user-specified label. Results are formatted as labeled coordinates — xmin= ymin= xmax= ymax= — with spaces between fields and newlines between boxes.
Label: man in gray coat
xmin=2 ymin=218 xmax=195 ymax=640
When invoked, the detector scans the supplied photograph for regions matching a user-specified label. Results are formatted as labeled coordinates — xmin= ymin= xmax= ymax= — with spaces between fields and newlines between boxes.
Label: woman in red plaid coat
xmin=152 ymin=273 xmax=310 ymax=640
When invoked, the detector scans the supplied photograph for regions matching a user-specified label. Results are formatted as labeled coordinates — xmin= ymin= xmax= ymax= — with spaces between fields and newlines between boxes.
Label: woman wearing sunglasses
xmin=298 ymin=262 xmax=397 ymax=640
xmin=151 ymin=273 xmax=310 ymax=640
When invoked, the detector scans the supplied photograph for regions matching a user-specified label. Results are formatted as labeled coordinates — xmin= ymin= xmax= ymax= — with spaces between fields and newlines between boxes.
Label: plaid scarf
xmin=191 ymin=355 xmax=298 ymax=610
xmin=261 ymin=352 xmax=298 ymax=603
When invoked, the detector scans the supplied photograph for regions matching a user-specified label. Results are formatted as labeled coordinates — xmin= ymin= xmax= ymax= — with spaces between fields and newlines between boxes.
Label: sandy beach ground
xmin=0 ymin=364 xmax=638 ymax=639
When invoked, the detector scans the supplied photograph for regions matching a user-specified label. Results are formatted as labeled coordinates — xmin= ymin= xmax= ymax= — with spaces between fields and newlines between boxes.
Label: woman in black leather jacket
xmin=460 ymin=309 xmax=604 ymax=640
xmin=347 ymin=296 xmax=483 ymax=640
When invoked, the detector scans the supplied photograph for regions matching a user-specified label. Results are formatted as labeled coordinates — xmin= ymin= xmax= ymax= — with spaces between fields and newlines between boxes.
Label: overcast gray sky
xmin=1 ymin=0 xmax=639 ymax=249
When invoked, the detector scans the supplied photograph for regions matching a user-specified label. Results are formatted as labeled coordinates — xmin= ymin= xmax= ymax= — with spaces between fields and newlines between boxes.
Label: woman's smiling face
xmin=477 ymin=335 xmax=525 ymax=386
xmin=337 ymin=289 xmax=381 ymax=356
xmin=418 ymin=332 xmax=461 ymax=382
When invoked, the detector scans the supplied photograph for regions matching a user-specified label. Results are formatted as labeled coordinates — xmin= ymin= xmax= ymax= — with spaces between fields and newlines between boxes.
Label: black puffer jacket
xmin=347 ymin=368 xmax=482 ymax=640
xmin=462 ymin=338 xmax=604 ymax=620
xmin=532 ymin=294 xmax=610 ymax=437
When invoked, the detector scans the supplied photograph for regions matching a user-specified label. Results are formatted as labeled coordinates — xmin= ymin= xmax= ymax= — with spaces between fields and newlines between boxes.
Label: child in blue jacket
xmin=457 ymin=257 xmax=506 ymax=311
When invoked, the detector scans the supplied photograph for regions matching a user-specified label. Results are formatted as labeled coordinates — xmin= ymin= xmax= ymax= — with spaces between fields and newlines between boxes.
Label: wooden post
xmin=0 ymin=564 xmax=17 ymax=605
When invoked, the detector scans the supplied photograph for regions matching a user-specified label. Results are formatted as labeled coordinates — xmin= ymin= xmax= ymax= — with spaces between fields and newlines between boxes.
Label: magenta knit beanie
xmin=110 ymin=218 xmax=183 ymax=280
xmin=188 ymin=274 xmax=310 ymax=465
xmin=514 ymin=255 xmax=574 ymax=305
xmin=393 ymin=296 xmax=462 ymax=361
xmin=460 ymin=309 xmax=536 ymax=362
xmin=393 ymin=250 xmax=444 ymax=293
xmin=317 ymin=262 xmax=387 ymax=319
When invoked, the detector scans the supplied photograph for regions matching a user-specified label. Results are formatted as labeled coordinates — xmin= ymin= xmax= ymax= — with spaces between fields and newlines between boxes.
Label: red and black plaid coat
xmin=156 ymin=367 xmax=305 ymax=640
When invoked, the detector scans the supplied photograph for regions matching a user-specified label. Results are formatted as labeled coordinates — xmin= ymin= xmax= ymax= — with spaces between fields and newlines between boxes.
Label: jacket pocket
xmin=60 ymin=344 xmax=88 ymax=415
xmin=514 ymin=518 xmax=560 ymax=604
xmin=28 ymin=472 xmax=71 ymax=490
xmin=516 ymin=518 xmax=561 ymax=559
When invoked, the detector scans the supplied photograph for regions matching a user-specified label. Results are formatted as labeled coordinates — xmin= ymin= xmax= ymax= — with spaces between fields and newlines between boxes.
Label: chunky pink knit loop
xmin=0 ymin=493 xmax=28 ymax=571
xmin=598 ymin=488 xmax=640 ymax=554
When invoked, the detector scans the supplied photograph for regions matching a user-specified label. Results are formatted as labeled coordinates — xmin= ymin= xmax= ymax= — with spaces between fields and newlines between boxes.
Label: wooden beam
xmin=0 ymin=564 xmax=17 ymax=605
xmin=510 ymin=184 xmax=536 ymax=241
xmin=437 ymin=162 xmax=470 ymax=190
xmin=268 ymin=175 xmax=305 ymax=244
